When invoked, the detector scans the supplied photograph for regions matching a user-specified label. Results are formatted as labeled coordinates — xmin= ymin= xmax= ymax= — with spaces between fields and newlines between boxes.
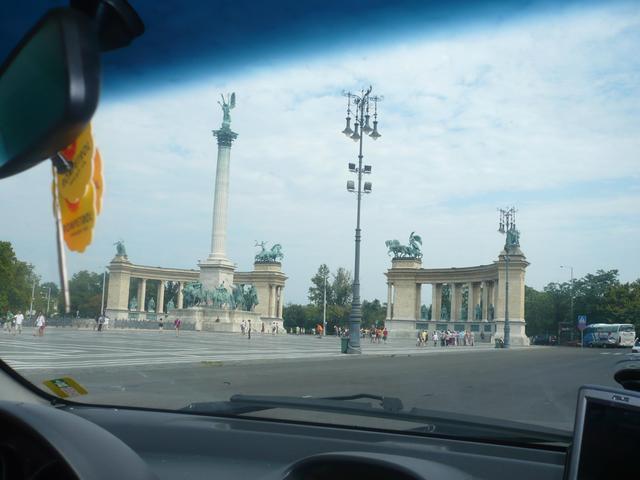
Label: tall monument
xmin=199 ymin=93 xmax=238 ymax=291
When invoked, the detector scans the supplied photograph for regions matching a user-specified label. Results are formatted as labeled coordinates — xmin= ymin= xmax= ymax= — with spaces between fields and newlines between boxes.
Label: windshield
xmin=1 ymin=0 xmax=639 ymax=439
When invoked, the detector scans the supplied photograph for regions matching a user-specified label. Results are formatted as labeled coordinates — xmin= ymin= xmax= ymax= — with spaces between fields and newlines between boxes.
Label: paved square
xmin=1 ymin=328 xmax=496 ymax=371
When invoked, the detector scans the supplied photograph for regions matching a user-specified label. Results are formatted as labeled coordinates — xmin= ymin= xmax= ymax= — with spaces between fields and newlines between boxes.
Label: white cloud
xmin=2 ymin=2 xmax=639 ymax=303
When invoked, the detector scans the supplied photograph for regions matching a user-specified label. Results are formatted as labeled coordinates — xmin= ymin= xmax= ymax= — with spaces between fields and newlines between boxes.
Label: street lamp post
xmin=560 ymin=265 xmax=575 ymax=341
xmin=100 ymin=270 xmax=107 ymax=315
xmin=43 ymin=286 xmax=51 ymax=315
xmin=29 ymin=279 xmax=36 ymax=319
xmin=323 ymin=274 xmax=327 ymax=336
xmin=342 ymin=86 xmax=382 ymax=354
xmin=497 ymin=207 xmax=518 ymax=348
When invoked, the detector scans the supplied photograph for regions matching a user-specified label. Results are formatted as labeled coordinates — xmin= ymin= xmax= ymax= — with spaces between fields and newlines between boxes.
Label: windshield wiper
xmin=182 ymin=393 xmax=570 ymax=445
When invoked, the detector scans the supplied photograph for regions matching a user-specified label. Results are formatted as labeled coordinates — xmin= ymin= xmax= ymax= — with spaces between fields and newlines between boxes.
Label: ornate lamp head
xmin=342 ymin=117 xmax=353 ymax=136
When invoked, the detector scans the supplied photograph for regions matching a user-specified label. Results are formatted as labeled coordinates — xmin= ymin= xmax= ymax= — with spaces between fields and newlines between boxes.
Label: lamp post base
xmin=346 ymin=343 xmax=362 ymax=354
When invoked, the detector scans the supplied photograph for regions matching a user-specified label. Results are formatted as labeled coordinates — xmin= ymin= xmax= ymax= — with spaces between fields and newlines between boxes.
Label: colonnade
xmin=384 ymin=248 xmax=530 ymax=345
xmin=105 ymin=253 xmax=286 ymax=322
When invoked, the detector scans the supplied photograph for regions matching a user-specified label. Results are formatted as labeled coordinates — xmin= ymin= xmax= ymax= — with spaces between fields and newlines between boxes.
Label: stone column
xmin=450 ymin=283 xmax=462 ymax=322
xmin=157 ymin=281 xmax=165 ymax=314
xmin=177 ymin=282 xmax=184 ymax=309
xmin=469 ymin=282 xmax=481 ymax=321
xmin=208 ymin=126 xmax=237 ymax=263
xmin=268 ymin=285 xmax=274 ymax=317
xmin=493 ymin=280 xmax=499 ymax=316
xmin=432 ymin=283 xmax=442 ymax=321
xmin=199 ymin=123 xmax=238 ymax=291
xmin=277 ymin=287 xmax=284 ymax=319
xmin=386 ymin=283 xmax=393 ymax=320
xmin=481 ymin=281 xmax=489 ymax=320
xmin=137 ymin=278 xmax=146 ymax=312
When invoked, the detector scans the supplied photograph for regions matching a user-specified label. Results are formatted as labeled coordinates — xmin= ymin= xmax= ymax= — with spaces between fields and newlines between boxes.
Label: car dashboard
xmin=0 ymin=401 xmax=567 ymax=480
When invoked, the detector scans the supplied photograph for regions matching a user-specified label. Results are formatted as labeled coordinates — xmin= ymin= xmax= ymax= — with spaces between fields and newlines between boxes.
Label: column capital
xmin=212 ymin=126 xmax=238 ymax=147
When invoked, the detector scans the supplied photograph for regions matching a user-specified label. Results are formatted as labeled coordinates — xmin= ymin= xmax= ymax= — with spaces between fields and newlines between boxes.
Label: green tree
xmin=524 ymin=286 xmax=555 ymax=336
xmin=308 ymin=264 xmax=332 ymax=307
xmin=0 ymin=241 xmax=37 ymax=313
xmin=332 ymin=267 xmax=352 ymax=306
xmin=326 ymin=304 xmax=350 ymax=333
xmin=362 ymin=299 xmax=385 ymax=328
xmin=68 ymin=270 xmax=104 ymax=317
xmin=283 ymin=304 xmax=307 ymax=331
xmin=573 ymin=270 xmax=620 ymax=324
xmin=303 ymin=304 xmax=321 ymax=331
xmin=604 ymin=280 xmax=640 ymax=327
xmin=35 ymin=282 xmax=60 ymax=315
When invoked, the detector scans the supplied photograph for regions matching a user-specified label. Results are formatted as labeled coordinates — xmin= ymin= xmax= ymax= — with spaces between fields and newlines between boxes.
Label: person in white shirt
xmin=103 ymin=315 xmax=109 ymax=330
xmin=14 ymin=311 xmax=24 ymax=334
xmin=35 ymin=313 xmax=46 ymax=337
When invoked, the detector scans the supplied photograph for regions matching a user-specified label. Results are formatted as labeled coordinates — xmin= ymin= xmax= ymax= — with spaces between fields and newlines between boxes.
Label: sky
xmin=1 ymin=0 xmax=639 ymax=304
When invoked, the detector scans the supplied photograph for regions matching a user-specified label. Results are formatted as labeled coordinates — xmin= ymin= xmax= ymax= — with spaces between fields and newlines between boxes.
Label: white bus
xmin=582 ymin=323 xmax=636 ymax=348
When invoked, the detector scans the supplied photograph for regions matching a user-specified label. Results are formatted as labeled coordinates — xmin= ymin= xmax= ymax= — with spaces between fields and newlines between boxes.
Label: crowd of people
xmin=2 ymin=310 xmax=46 ymax=336
xmin=240 ymin=319 xmax=280 ymax=338
xmin=417 ymin=329 xmax=478 ymax=347
xmin=360 ymin=327 xmax=388 ymax=343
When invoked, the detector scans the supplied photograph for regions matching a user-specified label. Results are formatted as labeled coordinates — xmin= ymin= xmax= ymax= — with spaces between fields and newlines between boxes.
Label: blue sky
xmin=1 ymin=0 xmax=639 ymax=304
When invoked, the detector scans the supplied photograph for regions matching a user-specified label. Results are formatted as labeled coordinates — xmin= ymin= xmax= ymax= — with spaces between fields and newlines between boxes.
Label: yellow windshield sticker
xmin=57 ymin=125 xmax=95 ymax=201
xmin=43 ymin=377 xmax=88 ymax=398
xmin=52 ymin=124 xmax=104 ymax=253
xmin=93 ymin=148 xmax=104 ymax=215
xmin=59 ymin=181 xmax=96 ymax=252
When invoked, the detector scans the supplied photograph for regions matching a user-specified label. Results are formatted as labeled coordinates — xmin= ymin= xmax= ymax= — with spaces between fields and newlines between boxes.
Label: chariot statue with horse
xmin=254 ymin=241 xmax=284 ymax=263
xmin=385 ymin=232 xmax=423 ymax=259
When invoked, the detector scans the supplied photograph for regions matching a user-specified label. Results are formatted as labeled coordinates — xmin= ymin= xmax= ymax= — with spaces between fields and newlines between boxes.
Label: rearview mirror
xmin=0 ymin=9 xmax=101 ymax=179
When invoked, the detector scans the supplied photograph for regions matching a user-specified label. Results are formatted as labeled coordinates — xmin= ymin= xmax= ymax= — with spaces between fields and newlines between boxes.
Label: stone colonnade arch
xmin=105 ymin=253 xmax=286 ymax=328
xmin=384 ymin=247 xmax=529 ymax=345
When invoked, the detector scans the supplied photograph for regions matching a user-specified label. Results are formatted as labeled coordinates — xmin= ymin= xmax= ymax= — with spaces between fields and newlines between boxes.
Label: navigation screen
xmin=577 ymin=398 xmax=640 ymax=479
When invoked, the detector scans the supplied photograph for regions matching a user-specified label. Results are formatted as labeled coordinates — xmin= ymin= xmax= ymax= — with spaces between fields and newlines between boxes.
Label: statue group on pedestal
xmin=505 ymin=227 xmax=520 ymax=252
xmin=385 ymin=232 xmax=423 ymax=259
xmin=182 ymin=281 xmax=258 ymax=311
xmin=254 ymin=241 xmax=284 ymax=263
xmin=114 ymin=240 xmax=127 ymax=257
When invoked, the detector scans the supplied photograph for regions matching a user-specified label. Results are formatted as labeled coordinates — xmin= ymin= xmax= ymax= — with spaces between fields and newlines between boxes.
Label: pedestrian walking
xmin=14 ymin=311 xmax=24 ymax=334
xmin=174 ymin=317 xmax=182 ymax=336
xmin=97 ymin=314 xmax=104 ymax=332
xmin=159 ymin=317 xmax=164 ymax=331
xmin=103 ymin=315 xmax=109 ymax=331
xmin=241 ymin=320 xmax=246 ymax=335
xmin=383 ymin=327 xmax=388 ymax=343
xmin=247 ymin=319 xmax=252 ymax=339
xmin=261 ymin=322 xmax=265 ymax=334
xmin=35 ymin=313 xmax=45 ymax=336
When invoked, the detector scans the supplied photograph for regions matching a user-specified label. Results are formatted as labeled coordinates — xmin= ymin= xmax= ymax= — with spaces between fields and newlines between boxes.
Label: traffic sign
xmin=577 ymin=315 xmax=587 ymax=331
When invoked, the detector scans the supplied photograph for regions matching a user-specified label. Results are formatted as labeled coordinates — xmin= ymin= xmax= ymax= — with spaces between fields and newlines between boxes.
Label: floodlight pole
xmin=342 ymin=86 xmax=381 ymax=354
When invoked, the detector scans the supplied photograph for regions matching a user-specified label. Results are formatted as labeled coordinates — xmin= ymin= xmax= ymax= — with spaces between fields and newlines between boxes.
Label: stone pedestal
xmin=106 ymin=255 xmax=131 ymax=313
xmin=251 ymin=262 xmax=285 ymax=321
xmin=199 ymin=260 xmax=235 ymax=292
xmin=167 ymin=307 xmax=262 ymax=333
xmin=494 ymin=247 xmax=530 ymax=346
xmin=386 ymin=258 xmax=421 ymax=337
